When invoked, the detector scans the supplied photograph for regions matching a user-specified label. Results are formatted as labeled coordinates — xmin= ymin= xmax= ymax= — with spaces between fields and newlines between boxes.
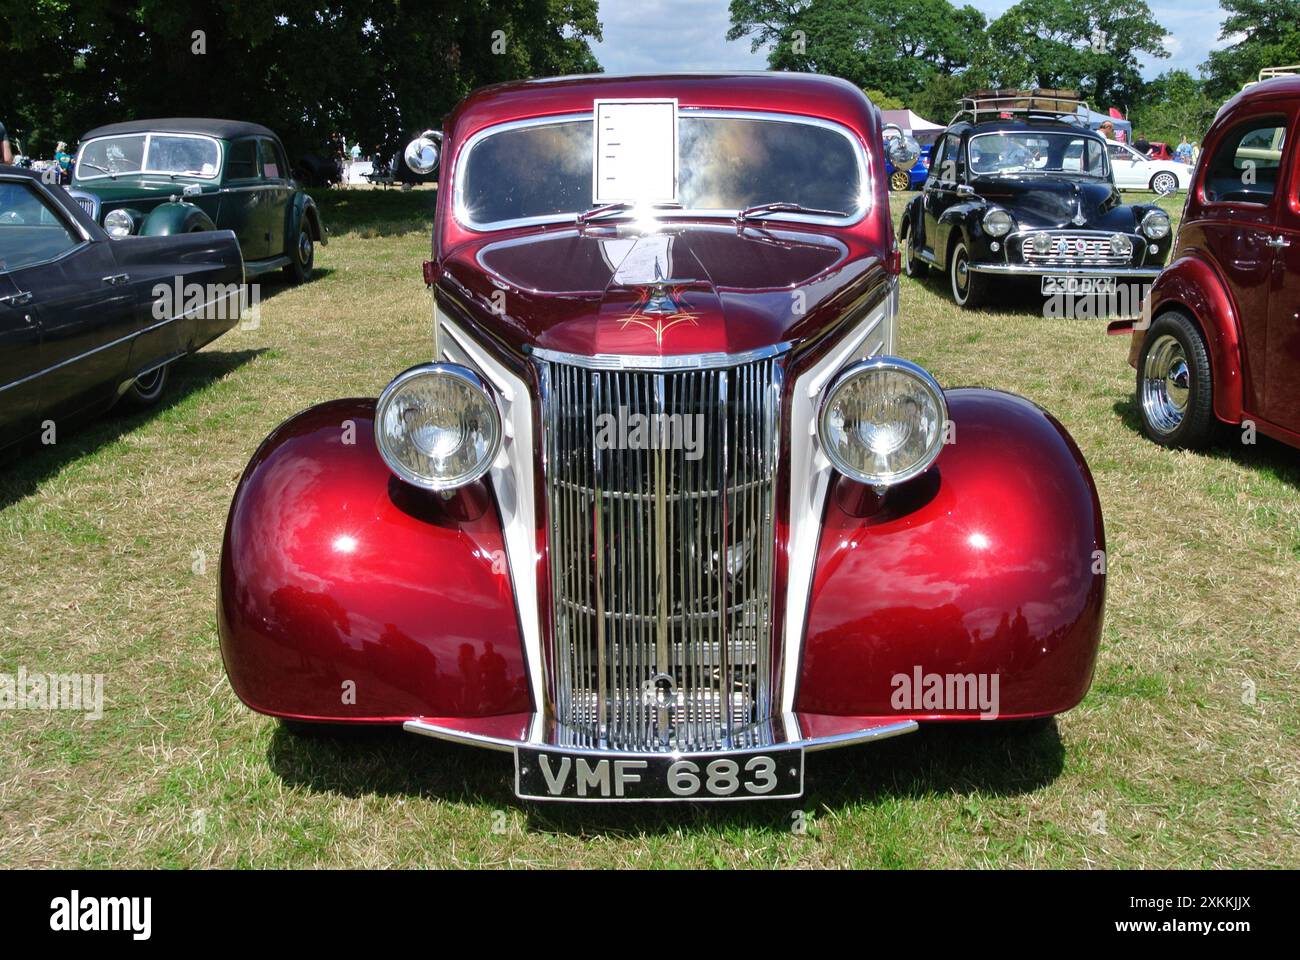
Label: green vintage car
xmin=69 ymin=118 xmax=326 ymax=283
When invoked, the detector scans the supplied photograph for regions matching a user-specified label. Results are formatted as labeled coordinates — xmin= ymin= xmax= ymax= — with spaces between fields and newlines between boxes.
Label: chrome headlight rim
xmin=817 ymin=355 xmax=949 ymax=489
xmin=981 ymin=207 xmax=1014 ymax=238
xmin=1141 ymin=209 xmax=1171 ymax=240
xmin=375 ymin=362 xmax=503 ymax=492
xmin=103 ymin=208 xmax=136 ymax=238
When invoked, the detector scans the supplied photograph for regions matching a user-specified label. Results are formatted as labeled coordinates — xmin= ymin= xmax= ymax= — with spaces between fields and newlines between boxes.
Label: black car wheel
xmin=903 ymin=229 xmax=927 ymax=277
xmin=119 ymin=364 xmax=170 ymax=411
xmin=1150 ymin=171 xmax=1179 ymax=194
xmin=283 ymin=220 xmax=314 ymax=284
xmin=1137 ymin=310 xmax=1217 ymax=448
xmin=949 ymin=239 xmax=987 ymax=308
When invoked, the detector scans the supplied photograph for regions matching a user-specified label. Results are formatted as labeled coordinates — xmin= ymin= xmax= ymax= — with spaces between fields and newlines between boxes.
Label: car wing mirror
xmin=182 ymin=184 xmax=202 ymax=198
xmin=881 ymin=123 xmax=921 ymax=172
xmin=955 ymin=184 xmax=976 ymax=197
xmin=404 ymin=131 xmax=441 ymax=176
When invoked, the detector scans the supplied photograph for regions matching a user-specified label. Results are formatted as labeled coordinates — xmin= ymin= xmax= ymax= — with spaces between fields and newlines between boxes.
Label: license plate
xmin=515 ymin=745 xmax=804 ymax=802
xmin=1041 ymin=275 xmax=1117 ymax=295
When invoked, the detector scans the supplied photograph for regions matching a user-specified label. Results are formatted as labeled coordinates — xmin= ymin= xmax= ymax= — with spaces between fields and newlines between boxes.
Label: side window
xmin=226 ymin=139 xmax=258 ymax=180
xmin=0 ymin=181 xmax=80 ymax=272
xmin=1204 ymin=118 xmax=1287 ymax=204
xmin=925 ymin=137 xmax=947 ymax=186
xmin=258 ymin=139 xmax=282 ymax=180
xmin=934 ymin=134 xmax=960 ymax=183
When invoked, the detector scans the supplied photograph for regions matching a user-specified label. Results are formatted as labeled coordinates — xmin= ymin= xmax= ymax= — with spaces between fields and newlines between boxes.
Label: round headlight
xmin=1110 ymin=233 xmax=1133 ymax=257
xmin=375 ymin=363 xmax=502 ymax=491
xmin=1141 ymin=209 xmax=1171 ymax=240
xmin=818 ymin=357 xmax=948 ymax=488
xmin=982 ymin=208 xmax=1014 ymax=237
xmin=103 ymin=208 xmax=135 ymax=238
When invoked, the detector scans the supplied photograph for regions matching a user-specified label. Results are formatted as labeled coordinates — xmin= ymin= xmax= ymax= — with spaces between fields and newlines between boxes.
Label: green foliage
xmin=0 ymin=0 xmax=602 ymax=161
xmin=1201 ymin=0 xmax=1300 ymax=99
xmin=1129 ymin=70 xmax=1219 ymax=145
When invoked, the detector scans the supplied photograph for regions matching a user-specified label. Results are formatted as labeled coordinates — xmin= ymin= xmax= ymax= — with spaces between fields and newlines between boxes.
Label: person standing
xmin=0 ymin=120 xmax=13 ymax=164
xmin=54 ymin=141 xmax=73 ymax=183
xmin=1134 ymin=133 xmax=1152 ymax=156
xmin=1098 ymin=120 xmax=1116 ymax=141
xmin=1173 ymin=136 xmax=1193 ymax=164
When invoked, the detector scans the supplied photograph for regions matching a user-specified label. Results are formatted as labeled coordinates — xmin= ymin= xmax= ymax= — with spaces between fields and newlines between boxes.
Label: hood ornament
xmin=615 ymin=259 xmax=700 ymax=346
xmin=1071 ymin=187 xmax=1088 ymax=226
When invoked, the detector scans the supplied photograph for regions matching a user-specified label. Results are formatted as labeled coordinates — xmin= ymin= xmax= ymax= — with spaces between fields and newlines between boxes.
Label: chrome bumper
xmin=969 ymin=262 xmax=1162 ymax=278
xmin=404 ymin=712 xmax=917 ymax=756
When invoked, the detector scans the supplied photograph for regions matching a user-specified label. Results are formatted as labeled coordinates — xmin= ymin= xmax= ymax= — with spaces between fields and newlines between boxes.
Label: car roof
xmin=80 ymin=118 xmax=280 ymax=142
xmin=1224 ymin=74 xmax=1300 ymax=111
xmin=0 ymin=164 xmax=41 ymax=180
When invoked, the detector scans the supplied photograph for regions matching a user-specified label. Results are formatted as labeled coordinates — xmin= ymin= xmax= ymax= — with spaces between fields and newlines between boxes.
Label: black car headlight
xmin=375 ymin=363 xmax=502 ymax=491
xmin=103 ymin=208 xmax=136 ymax=238
xmin=981 ymin=208 xmax=1014 ymax=237
xmin=1141 ymin=209 xmax=1171 ymax=240
xmin=818 ymin=357 xmax=948 ymax=488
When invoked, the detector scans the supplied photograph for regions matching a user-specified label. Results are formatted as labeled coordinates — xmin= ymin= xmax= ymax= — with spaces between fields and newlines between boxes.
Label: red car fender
xmin=796 ymin=389 xmax=1106 ymax=720
xmin=218 ymin=399 xmax=531 ymax=723
xmin=1139 ymin=253 xmax=1245 ymax=424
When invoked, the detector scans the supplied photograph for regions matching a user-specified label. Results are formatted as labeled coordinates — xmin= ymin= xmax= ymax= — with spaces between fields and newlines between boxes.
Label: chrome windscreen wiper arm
xmin=576 ymin=200 xmax=682 ymax=224
xmin=736 ymin=201 xmax=847 ymax=221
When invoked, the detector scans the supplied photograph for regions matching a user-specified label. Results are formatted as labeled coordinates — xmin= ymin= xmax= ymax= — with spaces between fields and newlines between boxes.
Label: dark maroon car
xmin=218 ymin=74 xmax=1106 ymax=803
xmin=1127 ymin=76 xmax=1299 ymax=449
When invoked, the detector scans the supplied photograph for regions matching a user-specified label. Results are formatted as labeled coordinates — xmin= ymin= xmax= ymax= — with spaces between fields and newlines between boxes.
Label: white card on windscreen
xmin=592 ymin=99 xmax=678 ymax=205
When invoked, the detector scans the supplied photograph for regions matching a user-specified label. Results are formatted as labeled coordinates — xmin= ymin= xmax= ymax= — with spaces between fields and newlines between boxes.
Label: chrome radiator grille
xmin=1020 ymin=231 xmax=1134 ymax=266
xmin=541 ymin=357 xmax=781 ymax=752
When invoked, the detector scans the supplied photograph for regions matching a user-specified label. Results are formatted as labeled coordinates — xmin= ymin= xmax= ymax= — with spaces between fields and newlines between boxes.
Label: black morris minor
xmin=70 ymin=119 xmax=325 ymax=283
xmin=0 ymin=166 xmax=243 ymax=451
xmin=899 ymin=90 xmax=1173 ymax=308
xmin=218 ymin=74 xmax=1107 ymax=803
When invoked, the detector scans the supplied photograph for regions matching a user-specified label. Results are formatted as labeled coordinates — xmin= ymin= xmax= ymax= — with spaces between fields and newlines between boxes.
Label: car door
xmin=258 ymin=137 xmax=293 ymax=260
xmin=922 ymin=133 xmax=962 ymax=258
xmin=1111 ymin=142 xmax=1145 ymax=189
xmin=219 ymin=137 xmax=268 ymax=260
xmin=0 ymin=176 xmax=138 ymax=423
xmin=0 ymin=271 xmax=42 ymax=443
xmin=1264 ymin=101 xmax=1300 ymax=432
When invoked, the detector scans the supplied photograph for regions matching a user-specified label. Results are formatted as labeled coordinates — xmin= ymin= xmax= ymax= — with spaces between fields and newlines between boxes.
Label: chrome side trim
xmin=780 ymin=285 xmax=894 ymax=713
xmin=436 ymin=315 xmax=547 ymax=714
xmin=0 ymin=290 xmax=242 ymax=396
xmin=530 ymin=341 xmax=792 ymax=371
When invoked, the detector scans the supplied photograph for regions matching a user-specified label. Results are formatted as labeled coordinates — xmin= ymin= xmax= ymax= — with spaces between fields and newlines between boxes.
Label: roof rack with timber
xmin=951 ymin=89 xmax=1089 ymax=126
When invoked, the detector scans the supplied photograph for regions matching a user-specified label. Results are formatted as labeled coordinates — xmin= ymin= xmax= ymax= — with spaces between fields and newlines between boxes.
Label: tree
xmin=1129 ymin=70 xmax=1218 ymax=144
xmin=0 ymin=0 xmax=602 ymax=162
xmin=1202 ymin=0 xmax=1300 ymax=99
xmin=985 ymin=0 xmax=1168 ymax=109
xmin=728 ymin=0 xmax=988 ymax=100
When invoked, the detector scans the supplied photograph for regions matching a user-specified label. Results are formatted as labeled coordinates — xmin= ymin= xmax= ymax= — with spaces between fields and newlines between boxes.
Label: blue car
xmin=887 ymin=142 xmax=932 ymax=191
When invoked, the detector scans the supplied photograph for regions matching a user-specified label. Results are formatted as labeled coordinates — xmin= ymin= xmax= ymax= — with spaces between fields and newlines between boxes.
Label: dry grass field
xmin=0 ymin=187 xmax=1296 ymax=868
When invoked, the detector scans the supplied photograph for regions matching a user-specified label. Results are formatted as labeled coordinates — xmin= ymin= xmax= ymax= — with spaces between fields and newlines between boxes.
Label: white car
xmin=1106 ymin=139 xmax=1190 ymax=193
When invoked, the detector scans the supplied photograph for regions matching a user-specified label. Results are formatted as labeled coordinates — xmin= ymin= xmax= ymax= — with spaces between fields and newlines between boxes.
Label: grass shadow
xmin=313 ymin=187 xmax=438 ymax=240
xmin=0 ymin=347 xmax=265 ymax=510
xmin=267 ymin=719 xmax=1064 ymax=836
xmin=1111 ymin=397 xmax=1300 ymax=489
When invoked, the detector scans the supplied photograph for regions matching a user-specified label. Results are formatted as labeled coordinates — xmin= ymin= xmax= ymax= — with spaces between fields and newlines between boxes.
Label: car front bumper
xmin=968 ymin=262 xmax=1163 ymax=278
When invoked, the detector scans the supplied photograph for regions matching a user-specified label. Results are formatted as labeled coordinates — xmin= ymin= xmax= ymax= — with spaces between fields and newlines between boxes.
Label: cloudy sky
xmin=591 ymin=0 xmax=1231 ymax=81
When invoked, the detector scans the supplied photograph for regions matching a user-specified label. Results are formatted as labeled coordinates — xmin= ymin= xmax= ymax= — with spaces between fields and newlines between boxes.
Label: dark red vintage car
xmin=219 ymin=74 xmax=1106 ymax=802
xmin=1128 ymin=76 xmax=1299 ymax=449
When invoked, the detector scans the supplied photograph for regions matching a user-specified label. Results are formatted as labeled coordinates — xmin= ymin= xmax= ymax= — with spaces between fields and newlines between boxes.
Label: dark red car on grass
xmin=1127 ymin=76 xmax=1299 ymax=449
xmin=218 ymin=74 xmax=1106 ymax=802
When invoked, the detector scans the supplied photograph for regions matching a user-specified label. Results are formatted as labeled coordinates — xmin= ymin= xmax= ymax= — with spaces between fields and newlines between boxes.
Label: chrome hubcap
xmin=953 ymin=250 xmax=969 ymax=297
xmin=1142 ymin=334 xmax=1190 ymax=434
xmin=299 ymin=229 xmax=313 ymax=263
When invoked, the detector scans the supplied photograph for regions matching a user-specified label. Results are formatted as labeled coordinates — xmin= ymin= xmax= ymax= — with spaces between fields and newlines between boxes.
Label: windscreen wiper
xmin=736 ymin=201 xmax=847 ymax=221
xmin=576 ymin=200 xmax=682 ymax=224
